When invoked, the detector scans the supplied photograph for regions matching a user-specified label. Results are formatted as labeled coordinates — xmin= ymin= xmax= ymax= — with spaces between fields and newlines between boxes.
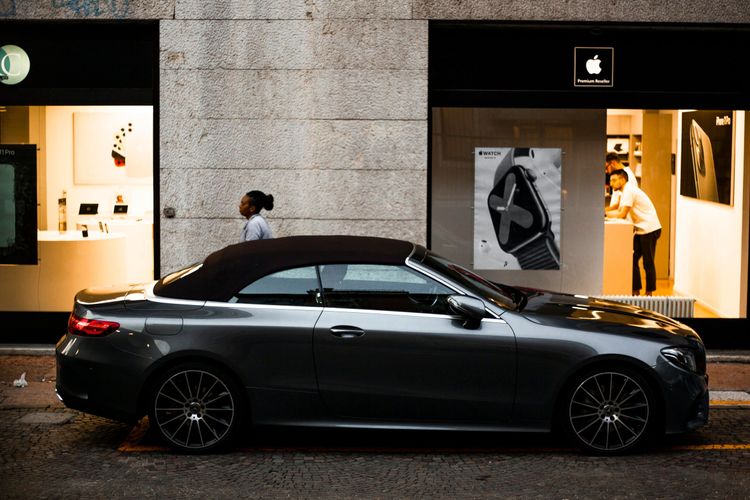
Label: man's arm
xmin=607 ymin=204 xmax=632 ymax=219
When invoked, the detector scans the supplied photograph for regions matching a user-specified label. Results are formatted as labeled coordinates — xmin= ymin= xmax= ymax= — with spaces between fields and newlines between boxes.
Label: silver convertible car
xmin=56 ymin=236 xmax=708 ymax=454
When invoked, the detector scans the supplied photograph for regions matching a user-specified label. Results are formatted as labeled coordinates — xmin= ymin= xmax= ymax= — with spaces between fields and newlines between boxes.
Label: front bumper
xmin=659 ymin=357 xmax=709 ymax=434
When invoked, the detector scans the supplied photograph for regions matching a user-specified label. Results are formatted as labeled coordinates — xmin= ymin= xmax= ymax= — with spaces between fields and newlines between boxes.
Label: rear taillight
xmin=67 ymin=314 xmax=120 ymax=337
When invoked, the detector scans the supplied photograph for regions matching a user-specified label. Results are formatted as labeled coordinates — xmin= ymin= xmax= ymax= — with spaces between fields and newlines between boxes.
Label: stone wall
xmin=158 ymin=14 xmax=427 ymax=272
xmin=3 ymin=0 xmax=749 ymax=272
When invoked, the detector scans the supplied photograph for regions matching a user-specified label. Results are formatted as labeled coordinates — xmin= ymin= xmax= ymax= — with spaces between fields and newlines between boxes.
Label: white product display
xmin=0 ymin=230 xmax=128 ymax=312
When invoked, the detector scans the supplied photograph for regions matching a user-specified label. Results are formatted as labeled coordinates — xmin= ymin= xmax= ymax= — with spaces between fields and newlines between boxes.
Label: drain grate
xmin=18 ymin=412 xmax=75 ymax=425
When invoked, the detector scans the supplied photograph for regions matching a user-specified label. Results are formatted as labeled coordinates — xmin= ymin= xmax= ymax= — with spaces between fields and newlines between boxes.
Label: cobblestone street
xmin=1 ymin=354 xmax=749 ymax=498
xmin=1 ymin=406 xmax=749 ymax=498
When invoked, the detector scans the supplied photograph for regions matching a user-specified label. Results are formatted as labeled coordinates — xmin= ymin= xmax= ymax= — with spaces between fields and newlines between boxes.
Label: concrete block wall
xmin=159 ymin=14 xmax=428 ymax=272
xmin=5 ymin=0 xmax=750 ymax=273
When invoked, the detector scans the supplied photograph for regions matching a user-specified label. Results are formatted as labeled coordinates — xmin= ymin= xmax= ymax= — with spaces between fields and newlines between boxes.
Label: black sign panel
xmin=0 ymin=145 xmax=37 ymax=265
xmin=429 ymin=22 xmax=750 ymax=109
xmin=0 ymin=21 xmax=157 ymax=105
xmin=574 ymin=47 xmax=613 ymax=87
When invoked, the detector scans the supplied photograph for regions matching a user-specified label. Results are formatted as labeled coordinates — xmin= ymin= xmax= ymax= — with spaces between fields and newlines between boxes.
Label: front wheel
xmin=149 ymin=362 xmax=244 ymax=453
xmin=562 ymin=367 xmax=656 ymax=454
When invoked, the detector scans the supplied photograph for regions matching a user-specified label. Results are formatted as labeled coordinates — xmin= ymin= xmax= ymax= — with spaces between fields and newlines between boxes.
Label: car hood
xmin=514 ymin=287 xmax=701 ymax=341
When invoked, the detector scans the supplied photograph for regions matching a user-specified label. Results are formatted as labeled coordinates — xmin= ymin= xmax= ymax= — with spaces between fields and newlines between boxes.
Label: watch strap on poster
xmin=516 ymin=235 xmax=560 ymax=270
xmin=513 ymin=148 xmax=531 ymax=161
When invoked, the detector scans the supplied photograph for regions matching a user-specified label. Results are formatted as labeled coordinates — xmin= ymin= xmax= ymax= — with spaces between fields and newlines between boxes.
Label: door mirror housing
xmin=447 ymin=295 xmax=486 ymax=328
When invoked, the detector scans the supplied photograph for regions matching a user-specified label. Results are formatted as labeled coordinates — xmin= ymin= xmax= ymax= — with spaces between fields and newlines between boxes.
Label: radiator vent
xmin=595 ymin=295 xmax=696 ymax=318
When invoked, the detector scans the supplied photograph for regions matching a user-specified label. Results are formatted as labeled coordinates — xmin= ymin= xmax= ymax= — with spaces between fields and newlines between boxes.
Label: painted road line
xmin=669 ymin=444 xmax=750 ymax=451
xmin=119 ymin=443 xmax=750 ymax=453
xmin=118 ymin=437 xmax=750 ymax=454
xmin=117 ymin=416 xmax=152 ymax=452
xmin=711 ymin=400 xmax=750 ymax=407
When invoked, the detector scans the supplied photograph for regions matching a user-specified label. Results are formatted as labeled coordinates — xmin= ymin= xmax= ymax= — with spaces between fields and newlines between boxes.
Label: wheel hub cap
xmin=186 ymin=400 xmax=204 ymax=420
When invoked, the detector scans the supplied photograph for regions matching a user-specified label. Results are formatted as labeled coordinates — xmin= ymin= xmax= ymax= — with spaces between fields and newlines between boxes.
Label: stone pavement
xmin=1 ymin=348 xmax=749 ymax=498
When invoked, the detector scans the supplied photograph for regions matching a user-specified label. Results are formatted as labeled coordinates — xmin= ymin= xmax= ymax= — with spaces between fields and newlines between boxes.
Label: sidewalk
xmin=1 ymin=347 xmax=749 ymax=411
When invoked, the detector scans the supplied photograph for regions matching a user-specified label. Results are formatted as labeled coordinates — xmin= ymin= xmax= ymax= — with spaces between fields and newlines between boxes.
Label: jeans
xmin=633 ymin=228 xmax=661 ymax=293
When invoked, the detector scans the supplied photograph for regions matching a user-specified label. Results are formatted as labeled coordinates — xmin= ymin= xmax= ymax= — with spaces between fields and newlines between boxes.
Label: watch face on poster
xmin=488 ymin=165 xmax=549 ymax=251
xmin=474 ymin=147 xmax=562 ymax=270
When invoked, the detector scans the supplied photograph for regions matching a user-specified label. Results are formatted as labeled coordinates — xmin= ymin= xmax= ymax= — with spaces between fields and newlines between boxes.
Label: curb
xmin=707 ymin=352 xmax=750 ymax=364
xmin=0 ymin=345 xmax=55 ymax=356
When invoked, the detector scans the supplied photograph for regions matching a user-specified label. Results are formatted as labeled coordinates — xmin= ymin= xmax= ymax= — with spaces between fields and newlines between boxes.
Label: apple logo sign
xmin=586 ymin=55 xmax=602 ymax=75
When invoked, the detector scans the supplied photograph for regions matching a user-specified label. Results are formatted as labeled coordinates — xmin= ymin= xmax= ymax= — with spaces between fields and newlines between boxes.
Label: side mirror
xmin=447 ymin=295 xmax=486 ymax=328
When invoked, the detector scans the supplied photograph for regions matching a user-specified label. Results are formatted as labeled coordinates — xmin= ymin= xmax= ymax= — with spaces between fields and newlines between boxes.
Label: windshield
xmin=423 ymin=252 xmax=522 ymax=310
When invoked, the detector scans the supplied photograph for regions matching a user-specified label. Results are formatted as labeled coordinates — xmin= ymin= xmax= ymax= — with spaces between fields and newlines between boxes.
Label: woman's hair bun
xmin=246 ymin=190 xmax=274 ymax=212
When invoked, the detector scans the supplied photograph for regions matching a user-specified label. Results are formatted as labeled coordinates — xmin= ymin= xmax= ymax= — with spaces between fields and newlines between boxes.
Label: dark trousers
xmin=633 ymin=229 xmax=661 ymax=293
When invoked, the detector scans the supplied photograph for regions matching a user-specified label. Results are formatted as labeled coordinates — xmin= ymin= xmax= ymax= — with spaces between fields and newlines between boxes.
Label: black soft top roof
xmin=154 ymin=235 xmax=418 ymax=301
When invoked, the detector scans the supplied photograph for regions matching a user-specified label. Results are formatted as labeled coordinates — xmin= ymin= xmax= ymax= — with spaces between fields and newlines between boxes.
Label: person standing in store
xmin=605 ymin=169 xmax=662 ymax=296
xmin=239 ymin=190 xmax=274 ymax=241
xmin=605 ymin=151 xmax=636 ymax=208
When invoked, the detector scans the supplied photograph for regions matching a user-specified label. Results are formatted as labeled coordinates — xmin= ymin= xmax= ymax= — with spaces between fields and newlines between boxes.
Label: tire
xmin=149 ymin=362 xmax=244 ymax=453
xmin=562 ymin=367 xmax=656 ymax=454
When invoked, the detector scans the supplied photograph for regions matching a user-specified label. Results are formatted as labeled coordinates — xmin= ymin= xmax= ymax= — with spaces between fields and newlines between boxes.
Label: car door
xmin=197 ymin=266 xmax=324 ymax=422
xmin=313 ymin=263 xmax=516 ymax=422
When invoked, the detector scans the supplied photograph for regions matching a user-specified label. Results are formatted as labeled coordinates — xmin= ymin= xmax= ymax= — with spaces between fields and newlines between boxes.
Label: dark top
xmin=154 ymin=235 xmax=416 ymax=302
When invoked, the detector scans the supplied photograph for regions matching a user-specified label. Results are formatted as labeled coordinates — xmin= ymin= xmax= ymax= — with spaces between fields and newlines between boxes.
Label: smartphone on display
xmin=689 ymin=119 xmax=719 ymax=202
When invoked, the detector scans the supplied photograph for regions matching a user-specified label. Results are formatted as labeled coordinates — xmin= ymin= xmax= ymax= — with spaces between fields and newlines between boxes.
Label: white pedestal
xmin=0 ymin=230 xmax=128 ymax=312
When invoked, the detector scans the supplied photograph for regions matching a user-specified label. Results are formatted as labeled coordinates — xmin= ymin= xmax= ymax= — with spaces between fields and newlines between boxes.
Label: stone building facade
xmin=3 ymin=0 xmax=750 ymax=275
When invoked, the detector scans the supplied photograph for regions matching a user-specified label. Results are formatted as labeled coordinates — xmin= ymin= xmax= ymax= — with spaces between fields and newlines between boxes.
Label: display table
xmin=602 ymin=219 xmax=634 ymax=295
xmin=0 ymin=230 xmax=127 ymax=312
xmin=100 ymin=218 xmax=154 ymax=283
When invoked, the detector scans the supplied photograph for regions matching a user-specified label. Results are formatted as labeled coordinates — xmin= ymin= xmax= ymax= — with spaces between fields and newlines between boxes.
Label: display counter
xmin=0 ymin=230 xmax=128 ymax=312
xmin=99 ymin=218 xmax=154 ymax=283
xmin=602 ymin=219 xmax=634 ymax=295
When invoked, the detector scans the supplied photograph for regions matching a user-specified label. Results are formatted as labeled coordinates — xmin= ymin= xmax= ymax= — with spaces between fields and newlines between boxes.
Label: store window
xmin=430 ymin=107 xmax=748 ymax=319
xmin=0 ymin=105 xmax=155 ymax=312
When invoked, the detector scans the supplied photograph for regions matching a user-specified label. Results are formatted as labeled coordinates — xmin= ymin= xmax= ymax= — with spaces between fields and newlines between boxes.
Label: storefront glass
xmin=430 ymin=107 xmax=747 ymax=319
xmin=0 ymin=105 xmax=155 ymax=313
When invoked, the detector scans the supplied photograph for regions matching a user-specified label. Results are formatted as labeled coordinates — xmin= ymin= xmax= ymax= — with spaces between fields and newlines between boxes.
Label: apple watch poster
xmin=474 ymin=147 xmax=562 ymax=270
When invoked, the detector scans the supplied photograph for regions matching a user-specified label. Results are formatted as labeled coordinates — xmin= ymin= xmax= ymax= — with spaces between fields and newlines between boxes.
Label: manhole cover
xmin=18 ymin=412 xmax=75 ymax=425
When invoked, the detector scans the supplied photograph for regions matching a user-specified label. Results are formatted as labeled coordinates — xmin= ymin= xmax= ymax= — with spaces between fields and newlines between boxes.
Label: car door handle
xmin=329 ymin=326 xmax=365 ymax=338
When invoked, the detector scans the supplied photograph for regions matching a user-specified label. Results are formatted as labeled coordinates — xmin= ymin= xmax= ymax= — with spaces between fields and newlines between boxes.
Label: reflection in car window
xmin=423 ymin=252 xmax=519 ymax=310
xmin=319 ymin=264 xmax=454 ymax=314
xmin=230 ymin=266 xmax=320 ymax=306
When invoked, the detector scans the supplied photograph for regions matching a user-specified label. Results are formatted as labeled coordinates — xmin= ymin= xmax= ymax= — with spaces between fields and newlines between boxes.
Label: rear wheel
xmin=562 ymin=367 xmax=656 ymax=454
xmin=149 ymin=362 xmax=244 ymax=453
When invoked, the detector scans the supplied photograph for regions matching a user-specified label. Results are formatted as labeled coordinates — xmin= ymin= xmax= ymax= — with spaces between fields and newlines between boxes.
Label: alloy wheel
xmin=568 ymin=371 xmax=651 ymax=452
xmin=153 ymin=369 xmax=236 ymax=451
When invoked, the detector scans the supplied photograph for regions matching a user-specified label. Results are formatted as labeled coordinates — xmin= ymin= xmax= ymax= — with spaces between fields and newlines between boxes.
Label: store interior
xmin=431 ymin=107 xmax=748 ymax=319
xmin=2 ymin=105 xmax=747 ymax=320
xmin=0 ymin=105 xmax=154 ymax=312
xmin=605 ymin=109 xmax=746 ymax=318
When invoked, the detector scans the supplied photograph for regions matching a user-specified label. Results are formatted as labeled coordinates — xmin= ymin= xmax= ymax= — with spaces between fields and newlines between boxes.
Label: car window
xmin=230 ymin=266 xmax=321 ymax=306
xmin=423 ymin=252 xmax=518 ymax=310
xmin=319 ymin=264 xmax=454 ymax=314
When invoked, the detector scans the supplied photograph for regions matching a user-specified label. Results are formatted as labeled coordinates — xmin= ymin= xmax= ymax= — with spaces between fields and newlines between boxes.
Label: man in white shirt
xmin=605 ymin=169 xmax=662 ymax=296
